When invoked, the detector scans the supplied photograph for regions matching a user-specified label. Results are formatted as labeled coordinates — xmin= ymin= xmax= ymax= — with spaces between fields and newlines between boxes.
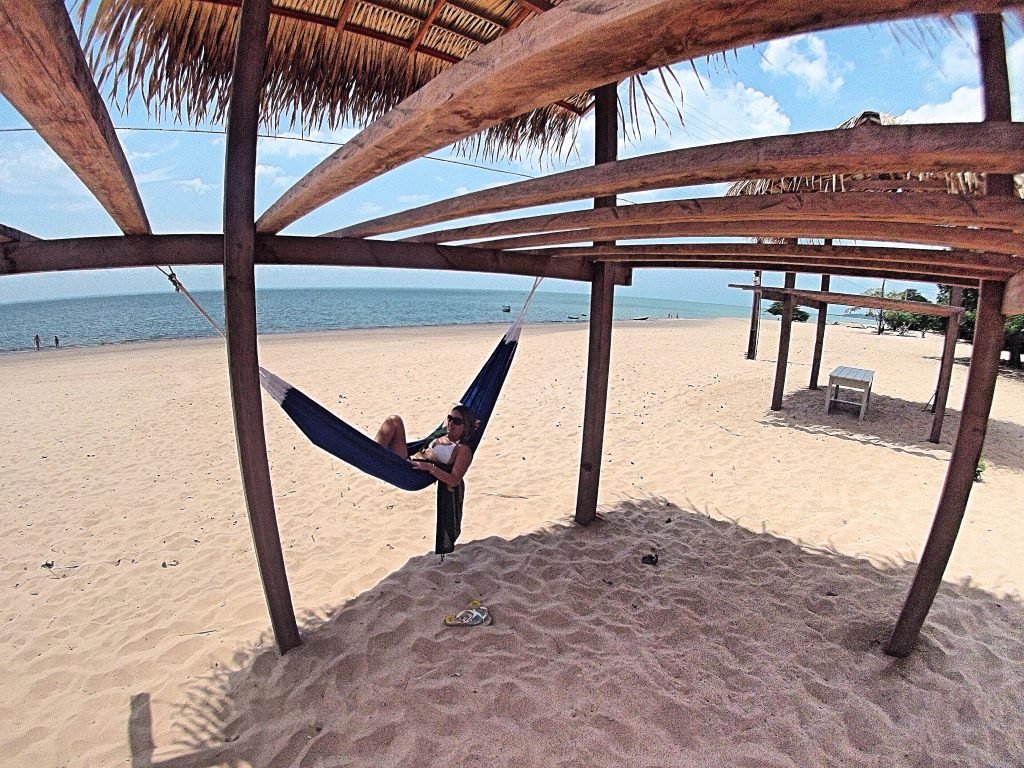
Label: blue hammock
xmin=259 ymin=332 xmax=518 ymax=491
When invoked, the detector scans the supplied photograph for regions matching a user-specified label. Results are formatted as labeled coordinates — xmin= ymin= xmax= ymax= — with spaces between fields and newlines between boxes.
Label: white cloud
xmin=898 ymin=85 xmax=982 ymax=123
xmin=760 ymin=34 xmax=848 ymax=96
xmin=357 ymin=202 xmax=384 ymax=215
xmin=173 ymin=177 xmax=215 ymax=195
xmin=936 ymin=36 xmax=978 ymax=85
xmin=1010 ymin=37 xmax=1024 ymax=117
xmin=397 ymin=193 xmax=429 ymax=204
xmin=135 ymin=166 xmax=176 ymax=184
xmin=256 ymin=163 xmax=294 ymax=188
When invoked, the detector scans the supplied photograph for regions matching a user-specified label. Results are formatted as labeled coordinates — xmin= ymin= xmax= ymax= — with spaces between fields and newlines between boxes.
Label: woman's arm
xmin=412 ymin=444 xmax=473 ymax=487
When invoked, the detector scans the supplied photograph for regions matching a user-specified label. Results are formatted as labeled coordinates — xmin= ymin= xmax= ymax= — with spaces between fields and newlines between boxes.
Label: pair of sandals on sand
xmin=443 ymin=599 xmax=492 ymax=627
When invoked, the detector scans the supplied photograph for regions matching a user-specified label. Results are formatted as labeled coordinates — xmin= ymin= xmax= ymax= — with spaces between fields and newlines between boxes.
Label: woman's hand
xmin=410 ymin=459 xmax=434 ymax=474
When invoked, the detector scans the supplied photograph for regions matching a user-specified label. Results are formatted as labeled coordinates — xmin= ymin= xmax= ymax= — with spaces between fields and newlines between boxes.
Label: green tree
xmin=767 ymin=300 xmax=809 ymax=323
xmin=937 ymin=286 xmax=1024 ymax=368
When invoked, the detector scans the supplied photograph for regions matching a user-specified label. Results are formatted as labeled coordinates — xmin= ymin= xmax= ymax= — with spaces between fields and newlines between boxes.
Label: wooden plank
xmin=929 ymin=287 xmax=963 ymax=443
xmin=978 ymin=13 xmax=1014 ymax=198
xmin=746 ymin=270 xmax=761 ymax=360
xmin=258 ymin=0 xmax=1021 ymax=233
xmin=0 ymin=235 xmax=607 ymax=284
xmin=1004 ymin=270 xmax=1024 ymax=314
xmin=886 ymin=280 xmax=1007 ymax=657
xmin=810 ymin=273 xmax=830 ymax=390
xmin=402 ymin=193 xmax=1024 ymax=245
xmin=222 ymin=0 xmax=300 ymax=655
xmin=0 ymin=0 xmax=150 ymax=235
xmin=335 ymin=123 xmax=1024 ymax=238
xmin=475 ymin=220 xmax=1023 ymax=256
xmin=575 ymin=261 xmax=616 ymax=525
xmin=771 ymin=271 xmax=797 ymax=411
xmin=0 ymin=223 xmax=39 ymax=243
xmin=533 ymin=243 xmax=1022 ymax=272
xmin=733 ymin=285 xmax=966 ymax=317
xmin=887 ymin=16 xmax=1012 ymax=656
xmin=576 ymin=84 xmax=618 ymax=526
xmin=652 ymin=262 xmax=980 ymax=286
xmin=409 ymin=0 xmax=449 ymax=54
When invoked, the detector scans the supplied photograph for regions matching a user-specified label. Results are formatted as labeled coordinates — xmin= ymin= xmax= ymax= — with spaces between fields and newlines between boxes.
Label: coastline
xmin=3 ymin=317 xmax=1022 ymax=766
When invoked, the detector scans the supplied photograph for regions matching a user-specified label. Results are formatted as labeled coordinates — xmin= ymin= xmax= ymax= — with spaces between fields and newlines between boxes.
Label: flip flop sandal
xmin=443 ymin=604 xmax=492 ymax=627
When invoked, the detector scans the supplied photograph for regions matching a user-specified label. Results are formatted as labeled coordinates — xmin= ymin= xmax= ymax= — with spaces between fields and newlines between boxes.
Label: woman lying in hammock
xmin=374 ymin=404 xmax=479 ymax=488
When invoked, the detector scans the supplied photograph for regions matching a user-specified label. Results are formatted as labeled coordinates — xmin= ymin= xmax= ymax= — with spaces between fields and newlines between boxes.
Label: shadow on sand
xmin=762 ymin=388 xmax=1024 ymax=473
xmin=128 ymin=499 xmax=1024 ymax=767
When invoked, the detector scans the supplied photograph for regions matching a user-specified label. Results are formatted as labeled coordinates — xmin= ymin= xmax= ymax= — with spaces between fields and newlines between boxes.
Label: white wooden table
xmin=826 ymin=366 xmax=875 ymax=421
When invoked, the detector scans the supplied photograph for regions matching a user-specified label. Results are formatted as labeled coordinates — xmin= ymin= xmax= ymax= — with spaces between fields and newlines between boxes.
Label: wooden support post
xmin=886 ymin=281 xmax=1006 ymax=656
xmin=223 ymin=0 xmax=300 ymax=654
xmin=575 ymin=81 xmax=617 ymax=526
xmin=929 ymin=286 xmax=963 ymax=443
xmin=809 ymin=272 xmax=831 ymax=389
xmin=770 ymin=271 xmax=797 ymax=411
xmin=887 ymin=15 xmax=1011 ymax=656
xmin=746 ymin=270 xmax=761 ymax=360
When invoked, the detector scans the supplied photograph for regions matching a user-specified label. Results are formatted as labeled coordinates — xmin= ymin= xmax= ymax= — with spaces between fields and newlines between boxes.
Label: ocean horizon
xmin=0 ymin=286 xmax=865 ymax=353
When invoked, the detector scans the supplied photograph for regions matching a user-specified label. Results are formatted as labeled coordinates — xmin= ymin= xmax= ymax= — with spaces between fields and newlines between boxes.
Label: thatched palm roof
xmin=80 ymin=0 xmax=590 ymax=159
xmin=727 ymin=110 xmax=1023 ymax=198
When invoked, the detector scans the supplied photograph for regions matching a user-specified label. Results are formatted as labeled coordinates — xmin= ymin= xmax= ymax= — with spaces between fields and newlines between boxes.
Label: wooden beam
xmin=575 ymin=262 xmax=616 ymax=525
xmin=0 ymin=0 xmax=150 ymax=235
xmin=810 ymin=273 xmax=830 ymax=390
xmin=258 ymin=0 xmax=1021 ymax=233
xmin=576 ymin=82 xmax=618 ymax=527
xmin=1005 ymin=271 xmax=1024 ymax=314
xmin=0 ymin=223 xmax=39 ymax=243
xmin=771 ymin=271 xmax=797 ymax=411
xmin=733 ymin=285 xmax=966 ymax=317
xmin=477 ymin=220 xmax=1023 ymax=256
xmin=929 ymin=287 xmax=963 ymax=443
xmin=402 ymin=193 xmax=1024 ymax=245
xmin=409 ymin=0 xmax=448 ymax=54
xmin=977 ymin=13 xmax=1014 ymax=198
xmin=535 ymin=243 xmax=1022 ymax=272
xmin=746 ymin=270 xmax=761 ymax=360
xmin=223 ymin=0 xmax=300 ymax=655
xmin=646 ymin=262 xmax=980 ymax=287
xmin=886 ymin=280 xmax=1007 ymax=657
xmin=335 ymin=123 xmax=1024 ymax=238
xmin=0 ymin=235 xmax=607 ymax=284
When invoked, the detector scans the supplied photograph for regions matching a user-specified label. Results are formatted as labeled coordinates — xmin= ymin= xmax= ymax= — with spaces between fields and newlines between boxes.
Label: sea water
xmin=0 ymin=286 xmax=857 ymax=353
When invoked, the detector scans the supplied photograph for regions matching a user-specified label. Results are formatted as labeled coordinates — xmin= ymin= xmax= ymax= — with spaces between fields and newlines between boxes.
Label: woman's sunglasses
xmin=446 ymin=415 xmax=464 ymax=426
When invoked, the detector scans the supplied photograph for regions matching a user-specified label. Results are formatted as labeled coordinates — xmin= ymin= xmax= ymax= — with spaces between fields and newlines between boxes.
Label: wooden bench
xmin=826 ymin=366 xmax=875 ymax=421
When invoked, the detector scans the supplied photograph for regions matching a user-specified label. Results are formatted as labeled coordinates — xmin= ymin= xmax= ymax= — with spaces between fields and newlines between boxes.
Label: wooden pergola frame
xmin=730 ymin=282 xmax=966 ymax=442
xmin=1 ymin=0 xmax=1021 ymax=661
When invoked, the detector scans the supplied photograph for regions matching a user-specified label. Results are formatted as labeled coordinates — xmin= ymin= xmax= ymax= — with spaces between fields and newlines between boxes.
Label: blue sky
xmin=1 ymin=12 xmax=1021 ymax=305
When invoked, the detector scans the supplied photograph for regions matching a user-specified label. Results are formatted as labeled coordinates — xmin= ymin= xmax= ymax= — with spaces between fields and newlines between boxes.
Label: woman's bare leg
xmin=374 ymin=415 xmax=409 ymax=458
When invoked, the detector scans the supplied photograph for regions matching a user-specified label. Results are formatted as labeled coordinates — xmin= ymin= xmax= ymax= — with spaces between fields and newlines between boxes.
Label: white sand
xmin=1 ymin=317 xmax=1022 ymax=766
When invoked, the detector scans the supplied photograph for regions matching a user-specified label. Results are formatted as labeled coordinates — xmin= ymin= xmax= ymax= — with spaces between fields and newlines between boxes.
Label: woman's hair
xmin=451 ymin=404 xmax=479 ymax=447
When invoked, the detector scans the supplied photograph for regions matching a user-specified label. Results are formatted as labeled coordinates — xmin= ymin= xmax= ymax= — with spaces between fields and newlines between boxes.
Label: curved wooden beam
xmin=475 ymin=220 xmax=1024 ymax=255
xmin=531 ymin=243 xmax=1022 ymax=272
xmin=626 ymin=260 xmax=981 ymax=286
xmin=256 ymin=0 xmax=1018 ymax=233
xmin=402 ymin=192 xmax=1024 ymax=244
xmin=0 ymin=235 xmax=603 ymax=283
xmin=0 ymin=0 xmax=150 ymax=235
xmin=332 ymin=122 xmax=1024 ymax=239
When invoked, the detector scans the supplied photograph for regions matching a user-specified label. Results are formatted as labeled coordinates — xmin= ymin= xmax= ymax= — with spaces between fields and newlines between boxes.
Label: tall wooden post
xmin=929 ymin=286 xmax=964 ymax=443
xmin=575 ymin=81 xmax=617 ymax=526
xmin=809 ymin=272 xmax=831 ymax=389
xmin=886 ymin=13 xmax=1010 ymax=656
xmin=770 ymin=272 xmax=797 ymax=411
xmin=746 ymin=270 xmax=762 ymax=360
xmin=223 ymin=0 xmax=300 ymax=653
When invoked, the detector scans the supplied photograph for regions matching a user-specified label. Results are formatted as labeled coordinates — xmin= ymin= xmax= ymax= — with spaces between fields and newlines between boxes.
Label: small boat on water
xmin=632 ymin=316 xmax=650 ymax=321
xmin=568 ymin=315 xmax=580 ymax=320
xmin=501 ymin=305 xmax=511 ymax=312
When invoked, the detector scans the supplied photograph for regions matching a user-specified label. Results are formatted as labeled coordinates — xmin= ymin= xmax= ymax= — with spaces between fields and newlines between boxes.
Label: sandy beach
xmin=2 ymin=316 xmax=1022 ymax=767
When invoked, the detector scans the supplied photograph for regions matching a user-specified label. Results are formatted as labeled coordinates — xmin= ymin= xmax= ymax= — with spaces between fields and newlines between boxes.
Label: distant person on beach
xmin=375 ymin=404 xmax=478 ymax=488
xmin=34 ymin=334 xmax=41 ymax=351
xmin=54 ymin=336 xmax=60 ymax=349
